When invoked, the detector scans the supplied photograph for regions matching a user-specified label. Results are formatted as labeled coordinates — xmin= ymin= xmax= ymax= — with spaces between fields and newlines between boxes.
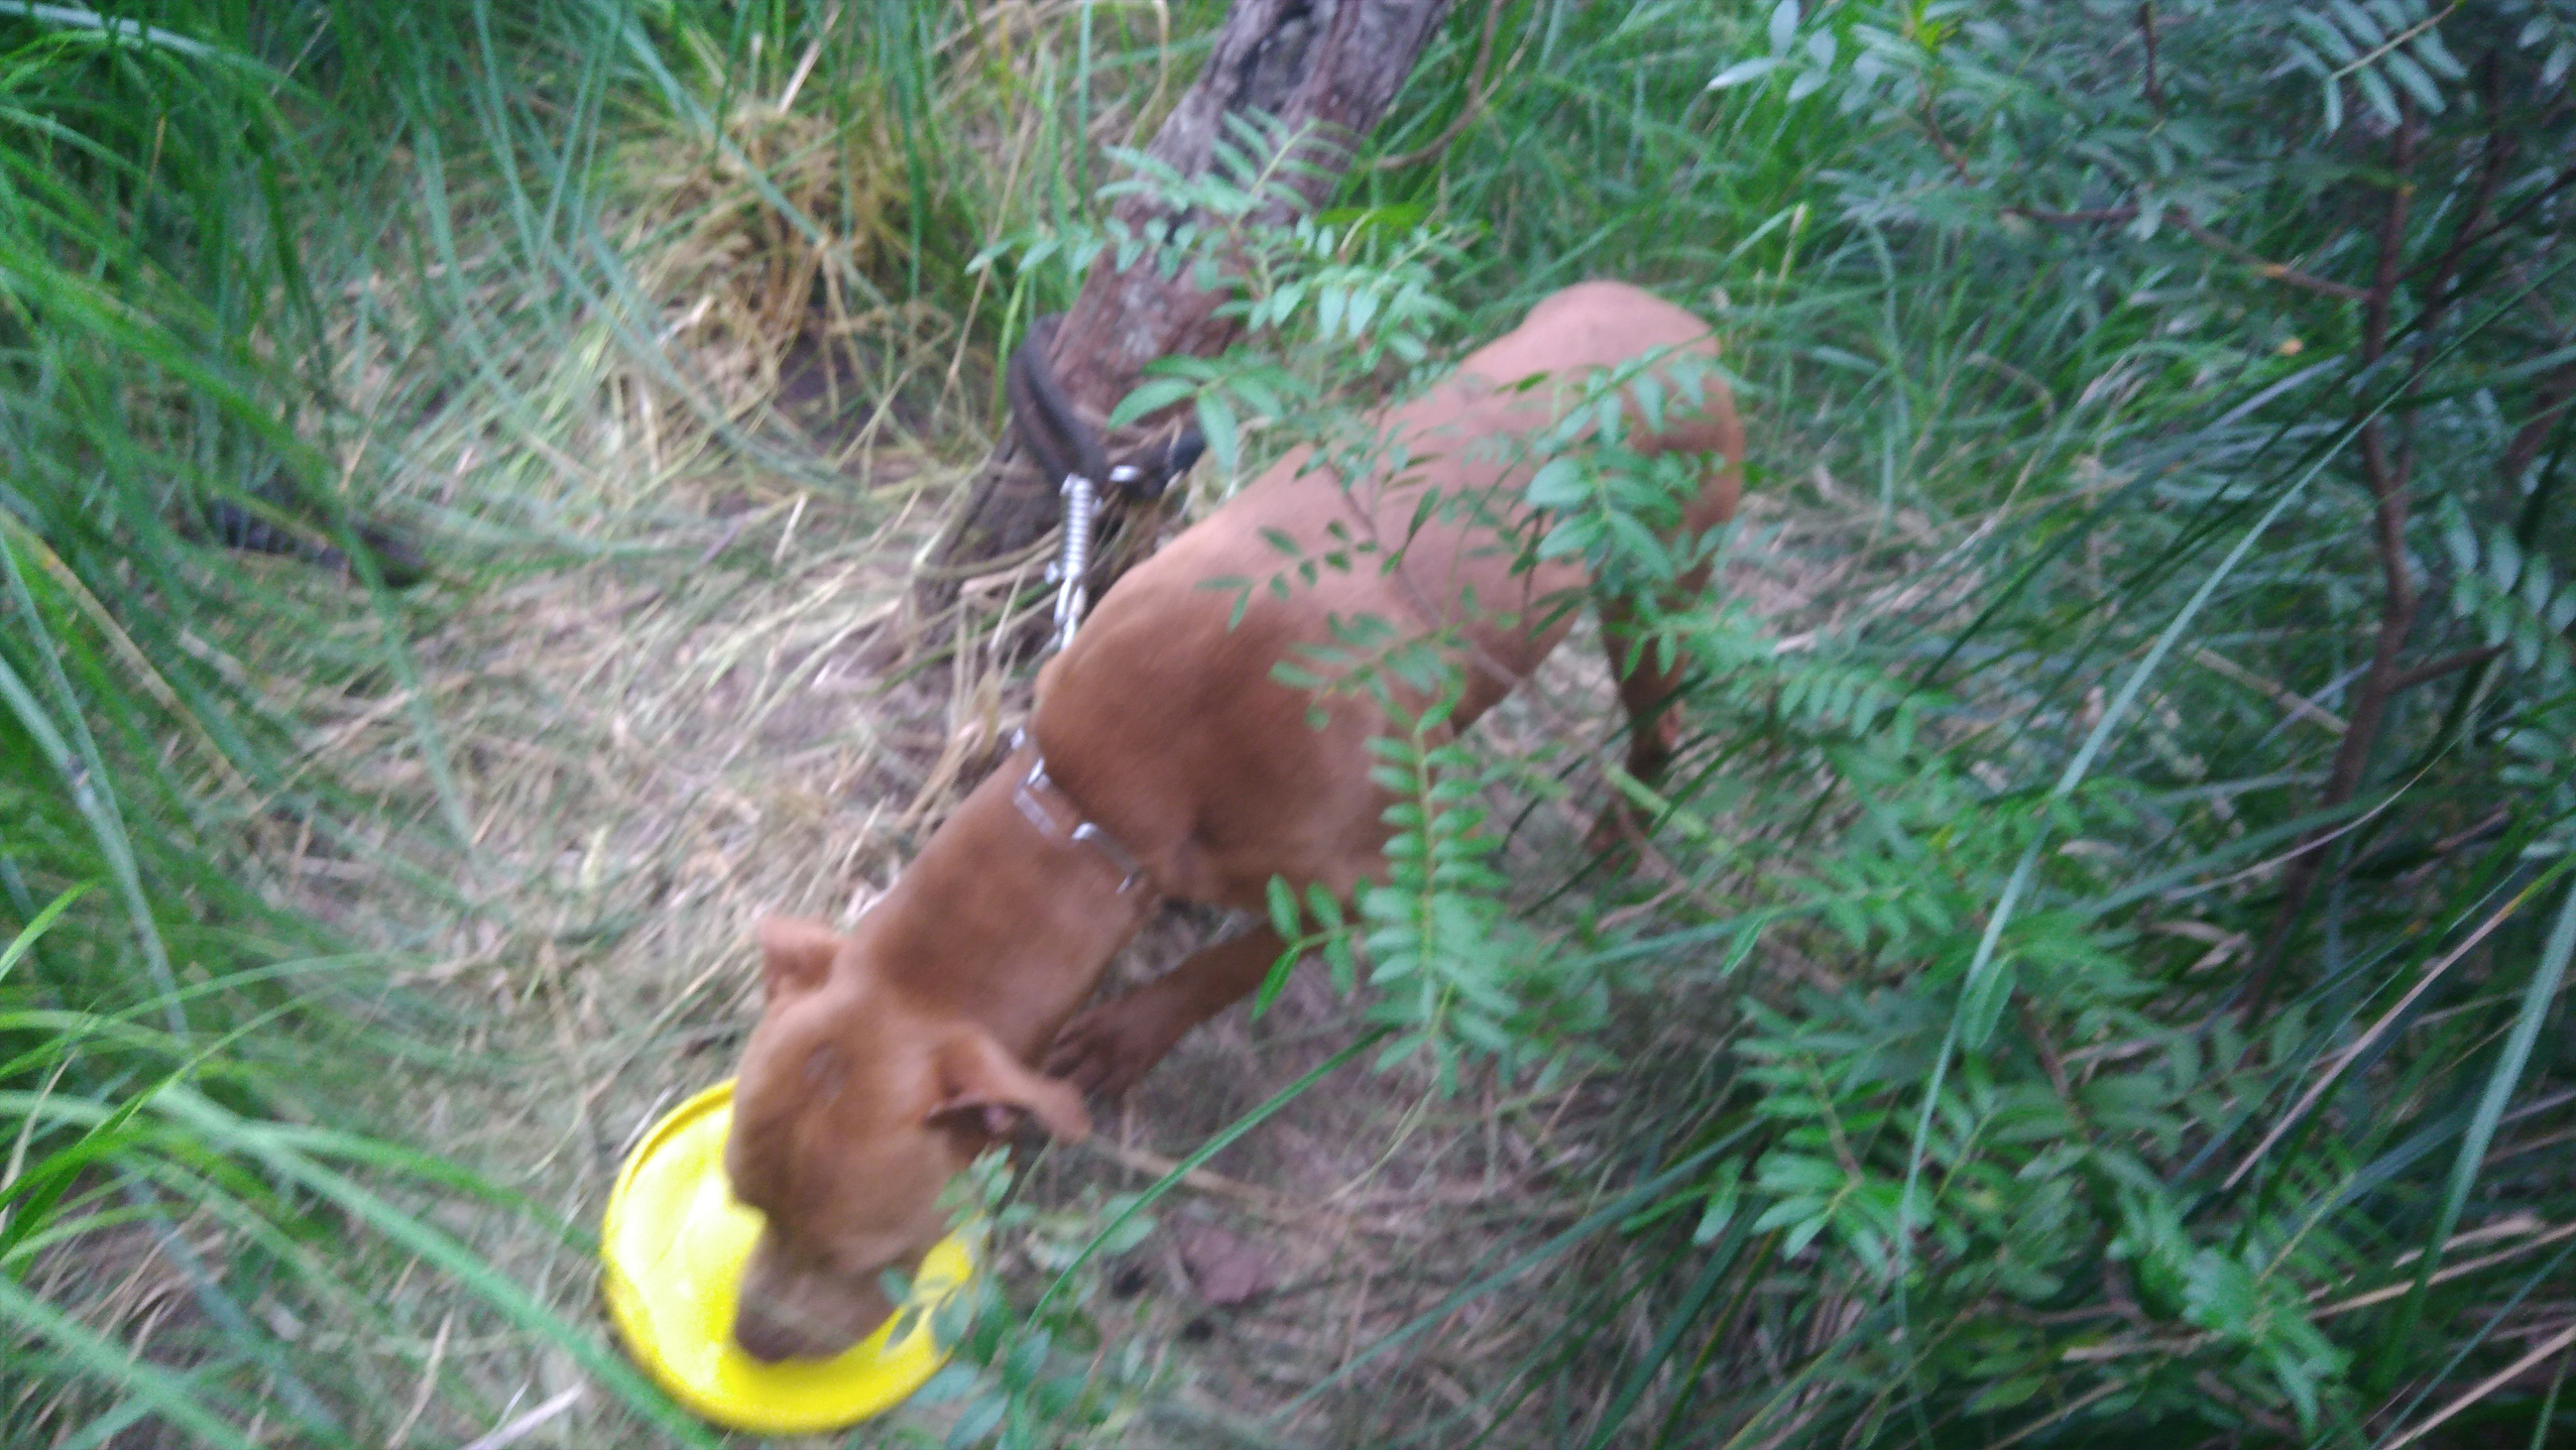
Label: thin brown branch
xmin=2137 ymin=3 xmax=2164 ymax=115
xmin=2393 ymin=646 xmax=2506 ymax=692
xmin=2245 ymin=103 xmax=2421 ymax=1019
xmin=2314 ymin=1217 xmax=2573 ymax=1318
xmin=2417 ymin=160 xmax=2576 ymax=290
xmin=1922 ymin=86 xmax=1974 ymax=181
xmin=2009 ymin=205 xmax=2141 ymax=225
xmin=2411 ymin=89 xmax=2516 ymax=349
xmin=2190 ymin=647 xmax=2348 ymax=733
xmin=2252 ymin=263 xmax=2369 ymax=302
xmin=2365 ymin=167 xmax=2416 ymax=360
xmin=2384 ymin=1319 xmax=2576 ymax=1450
xmin=2006 ymin=203 xmax=2369 ymax=299
xmin=2019 ymin=999 xmax=2075 ymax=1101
xmin=458 ymin=1389 xmax=585 ymax=1450
xmin=2329 ymin=1 xmax=2463 ymax=86
xmin=2499 ymin=358 xmax=2576 ymax=487
xmin=2169 ymin=210 xmax=2373 ymax=300
xmin=2017 ymin=999 xmax=2150 ymax=1327
xmin=2226 ymin=883 xmax=2530 ymax=1192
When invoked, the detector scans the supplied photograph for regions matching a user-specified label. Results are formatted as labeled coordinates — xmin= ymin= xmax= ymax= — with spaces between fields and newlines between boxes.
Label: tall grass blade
xmin=2374 ymin=875 xmax=2576 ymax=1392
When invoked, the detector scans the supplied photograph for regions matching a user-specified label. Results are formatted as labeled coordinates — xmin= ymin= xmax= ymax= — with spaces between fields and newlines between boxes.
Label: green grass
xmin=0 ymin=1 xmax=909 ymax=1442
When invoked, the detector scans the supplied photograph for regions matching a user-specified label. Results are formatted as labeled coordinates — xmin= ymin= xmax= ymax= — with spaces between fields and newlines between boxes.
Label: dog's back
xmin=1029 ymin=281 xmax=1741 ymax=909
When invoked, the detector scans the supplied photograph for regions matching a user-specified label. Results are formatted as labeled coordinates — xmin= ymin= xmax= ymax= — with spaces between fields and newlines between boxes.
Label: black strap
xmin=1004 ymin=313 xmax=1204 ymax=502
xmin=1006 ymin=313 xmax=1108 ymax=488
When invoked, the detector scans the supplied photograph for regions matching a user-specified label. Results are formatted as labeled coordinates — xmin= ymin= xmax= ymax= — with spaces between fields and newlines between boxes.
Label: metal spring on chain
xmin=1052 ymin=473 xmax=1098 ymax=654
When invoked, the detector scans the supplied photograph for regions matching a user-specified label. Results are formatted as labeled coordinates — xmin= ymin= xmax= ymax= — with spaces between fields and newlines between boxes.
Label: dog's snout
xmin=729 ymin=1268 xmax=896 ymax=1363
xmin=730 ymin=1298 xmax=812 ymax=1364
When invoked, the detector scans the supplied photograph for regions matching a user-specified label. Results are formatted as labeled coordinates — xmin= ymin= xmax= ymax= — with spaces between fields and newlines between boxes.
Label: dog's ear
xmin=926 ymin=1029 xmax=1090 ymax=1143
xmin=755 ymin=916 xmax=841 ymax=1002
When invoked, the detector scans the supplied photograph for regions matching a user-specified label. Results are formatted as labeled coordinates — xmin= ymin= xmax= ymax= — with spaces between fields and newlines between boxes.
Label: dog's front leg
xmin=1046 ymin=926 xmax=1288 ymax=1098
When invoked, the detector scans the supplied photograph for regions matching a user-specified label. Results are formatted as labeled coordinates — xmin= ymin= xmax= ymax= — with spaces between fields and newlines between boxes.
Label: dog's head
xmin=722 ymin=916 xmax=1089 ymax=1362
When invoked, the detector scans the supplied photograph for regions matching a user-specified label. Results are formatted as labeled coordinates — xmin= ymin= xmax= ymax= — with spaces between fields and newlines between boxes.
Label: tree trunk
xmin=912 ymin=0 xmax=1459 ymax=621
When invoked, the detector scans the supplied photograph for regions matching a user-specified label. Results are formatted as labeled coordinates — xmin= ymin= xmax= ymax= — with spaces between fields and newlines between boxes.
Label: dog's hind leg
xmin=1599 ymin=589 xmax=1693 ymax=785
xmin=1596 ymin=450 xmax=1739 ymax=793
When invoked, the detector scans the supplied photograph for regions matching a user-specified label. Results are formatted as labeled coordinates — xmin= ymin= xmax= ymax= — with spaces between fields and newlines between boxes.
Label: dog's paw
xmin=1045 ymin=995 xmax=1187 ymax=1099
xmin=1584 ymin=799 xmax=1648 ymax=860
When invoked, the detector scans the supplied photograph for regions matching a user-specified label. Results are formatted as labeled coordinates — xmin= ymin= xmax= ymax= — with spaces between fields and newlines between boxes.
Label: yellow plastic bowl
xmin=600 ymin=1079 xmax=976 ymax=1435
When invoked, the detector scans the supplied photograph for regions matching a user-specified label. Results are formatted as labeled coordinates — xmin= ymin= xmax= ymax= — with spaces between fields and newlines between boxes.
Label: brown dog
xmin=722 ymin=281 xmax=1743 ymax=1361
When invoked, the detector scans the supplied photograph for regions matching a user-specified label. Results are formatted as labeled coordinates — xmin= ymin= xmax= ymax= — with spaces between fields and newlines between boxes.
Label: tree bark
xmin=912 ymin=0 xmax=1460 ymax=621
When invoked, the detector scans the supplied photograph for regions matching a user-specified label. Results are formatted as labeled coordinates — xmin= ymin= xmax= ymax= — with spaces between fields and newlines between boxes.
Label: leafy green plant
xmin=907 ymin=1033 xmax=1387 ymax=1449
xmin=1040 ymin=1 xmax=2576 ymax=1444
xmin=978 ymin=112 xmax=1467 ymax=484
xmin=1363 ymin=1 xmax=2576 ymax=1444
xmin=895 ymin=1152 xmax=1168 ymax=1450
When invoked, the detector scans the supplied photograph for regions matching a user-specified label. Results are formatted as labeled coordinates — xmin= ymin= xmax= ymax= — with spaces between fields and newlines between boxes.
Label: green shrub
xmin=987 ymin=1 xmax=2576 ymax=1443
xmin=1311 ymin=2 xmax=2576 ymax=1443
